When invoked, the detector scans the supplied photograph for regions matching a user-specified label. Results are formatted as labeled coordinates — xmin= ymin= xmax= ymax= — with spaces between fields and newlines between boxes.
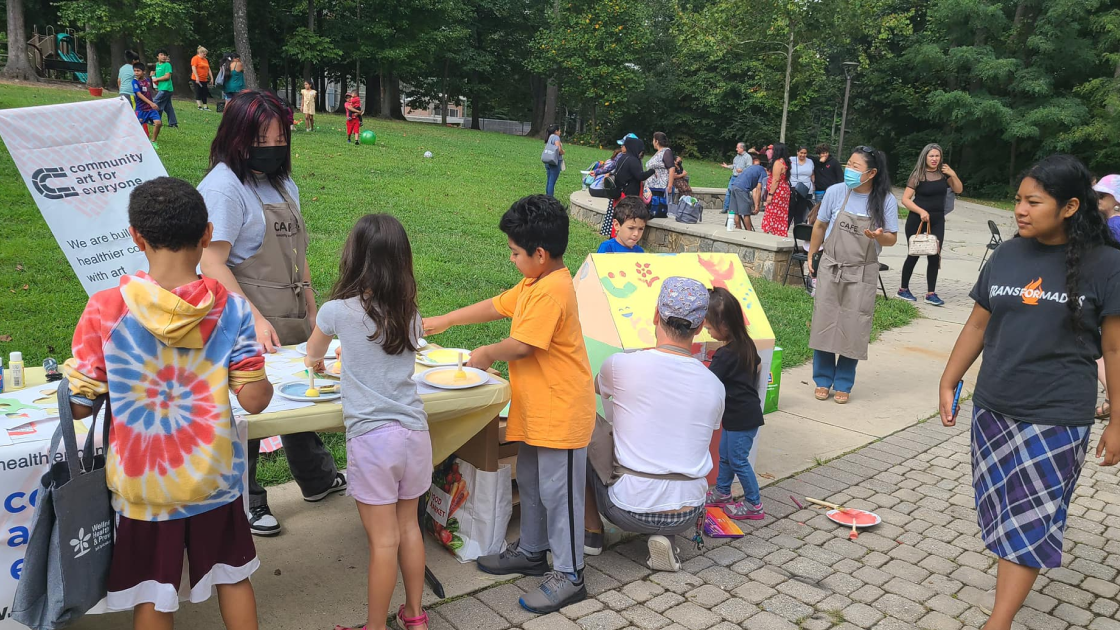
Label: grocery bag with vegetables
xmin=423 ymin=457 xmax=512 ymax=562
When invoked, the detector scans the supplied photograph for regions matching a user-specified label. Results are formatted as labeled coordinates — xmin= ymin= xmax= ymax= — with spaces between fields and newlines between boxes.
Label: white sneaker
xmin=304 ymin=472 xmax=347 ymax=502
xmin=646 ymin=535 xmax=681 ymax=572
xmin=249 ymin=505 xmax=281 ymax=536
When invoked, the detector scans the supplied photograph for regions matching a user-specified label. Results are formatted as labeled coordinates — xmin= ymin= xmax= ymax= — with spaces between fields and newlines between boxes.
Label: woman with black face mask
xmin=199 ymin=90 xmax=346 ymax=538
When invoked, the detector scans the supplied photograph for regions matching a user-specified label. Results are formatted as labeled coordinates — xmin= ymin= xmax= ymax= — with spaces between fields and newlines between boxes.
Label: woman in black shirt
xmin=939 ymin=154 xmax=1120 ymax=630
xmin=899 ymin=143 xmax=963 ymax=306
xmin=613 ymin=136 xmax=655 ymax=199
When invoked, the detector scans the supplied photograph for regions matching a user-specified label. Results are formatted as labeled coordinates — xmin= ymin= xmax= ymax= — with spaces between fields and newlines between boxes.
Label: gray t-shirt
xmin=316 ymin=298 xmax=428 ymax=438
xmin=197 ymin=163 xmax=301 ymax=265
xmin=790 ymin=157 xmax=815 ymax=193
xmin=816 ymin=183 xmax=900 ymax=254
xmin=547 ymin=134 xmax=563 ymax=165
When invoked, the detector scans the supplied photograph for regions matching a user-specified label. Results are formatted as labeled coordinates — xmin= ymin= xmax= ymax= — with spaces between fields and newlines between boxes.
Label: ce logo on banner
xmin=30 ymin=167 xmax=79 ymax=200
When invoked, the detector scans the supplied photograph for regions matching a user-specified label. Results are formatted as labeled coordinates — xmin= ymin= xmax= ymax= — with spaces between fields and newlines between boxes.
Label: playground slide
xmin=57 ymin=48 xmax=87 ymax=83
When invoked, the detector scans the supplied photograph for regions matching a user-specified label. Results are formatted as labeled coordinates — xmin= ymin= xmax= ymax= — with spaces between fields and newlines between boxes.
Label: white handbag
xmin=909 ymin=220 xmax=940 ymax=256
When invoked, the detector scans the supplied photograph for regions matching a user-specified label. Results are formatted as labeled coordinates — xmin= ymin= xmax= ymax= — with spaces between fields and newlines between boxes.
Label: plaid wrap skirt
xmin=971 ymin=406 xmax=1092 ymax=569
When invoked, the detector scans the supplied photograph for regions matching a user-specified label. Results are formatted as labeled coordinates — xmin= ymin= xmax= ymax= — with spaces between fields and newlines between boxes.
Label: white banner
xmin=0 ymin=97 xmax=166 ymax=296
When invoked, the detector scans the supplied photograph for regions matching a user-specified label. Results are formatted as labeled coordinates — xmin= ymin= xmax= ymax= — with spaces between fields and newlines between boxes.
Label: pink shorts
xmin=347 ymin=423 xmax=433 ymax=505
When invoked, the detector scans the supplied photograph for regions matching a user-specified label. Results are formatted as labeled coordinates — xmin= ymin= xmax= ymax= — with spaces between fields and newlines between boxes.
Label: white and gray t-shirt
xmin=315 ymin=297 xmax=428 ymax=439
xmin=197 ymin=162 xmax=301 ymax=266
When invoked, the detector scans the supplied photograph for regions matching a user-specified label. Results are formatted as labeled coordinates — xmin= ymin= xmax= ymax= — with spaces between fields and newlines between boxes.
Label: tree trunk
xmin=441 ymin=58 xmax=449 ymax=125
xmin=169 ymin=44 xmax=191 ymax=97
xmin=2 ymin=0 xmax=38 ymax=81
xmin=528 ymin=74 xmax=545 ymax=137
xmin=232 ymin=0 xmax=259 ymax=88
xmin=318 ymin=65 xmax=326 ymax=111
xmin=366 ymin=71 xmax=381 ymax=116
xmin=538 ymin=0 xmax=559 ymax=138
xmin=470 ymin=70 xmax=481 ymax=130
xmin=389 ymin=73 xmax=405 ymax=119
xmin=109 ymin=34 xmax=125 ymax=71
xmin=304 ymin=0 xmax=315 ymax=82
xmin=258 ymin=47 xmax=271 ymax=93
xmin=85 ymin=30 xmax=103 ymax=88
xmin=379 ymin=68 xmax=392 ymax=119
xmin=1008 ymin=139 xmax=1017 ymax=188
xmin=779 ymin=29 xmax=794 ymax=144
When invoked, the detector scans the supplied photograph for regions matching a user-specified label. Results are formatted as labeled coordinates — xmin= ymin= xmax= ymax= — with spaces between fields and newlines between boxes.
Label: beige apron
xmin=808 ymin=192 xmax=880 ymax=361
xmin=230 ymin=180 xmax=312 ymax=346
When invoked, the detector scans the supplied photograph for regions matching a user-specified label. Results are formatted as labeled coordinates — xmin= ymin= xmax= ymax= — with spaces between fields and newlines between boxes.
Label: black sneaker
xmin=477 ymin=540 xmax=550 ymax=576
xmin=519 ymin=571 xmax=587 ymax=614
xmin=584 ymin=530 xmax=604 ymax=556
xmin=304 ymin=472 xmax=347 ymax=502
xmin=249 ymin=505 xmax=281 ymax=536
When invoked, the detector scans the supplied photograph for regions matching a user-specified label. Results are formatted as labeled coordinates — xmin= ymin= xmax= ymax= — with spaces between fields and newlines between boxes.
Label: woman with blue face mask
xmin=804 ymin=147 xmax=900 ymax=403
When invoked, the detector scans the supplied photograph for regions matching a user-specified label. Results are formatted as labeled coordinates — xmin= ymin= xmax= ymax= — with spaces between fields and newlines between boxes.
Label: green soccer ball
xmin=359 ymin=130 xmax=377 ymax=145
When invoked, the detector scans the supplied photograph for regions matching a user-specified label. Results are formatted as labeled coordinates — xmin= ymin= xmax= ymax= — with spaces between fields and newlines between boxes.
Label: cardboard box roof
xmin=574 ymin=252 xmax=775 ymax=359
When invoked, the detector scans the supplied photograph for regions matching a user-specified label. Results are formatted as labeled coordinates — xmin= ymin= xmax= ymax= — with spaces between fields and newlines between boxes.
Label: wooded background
xmin=4 ymin=0 xmax=1118 ymax=196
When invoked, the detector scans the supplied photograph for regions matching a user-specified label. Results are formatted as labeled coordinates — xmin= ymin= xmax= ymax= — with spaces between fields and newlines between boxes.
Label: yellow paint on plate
xmin=425 ymin=349 xmax=470 ymax=364
xmin=426 ymin=370 xmax=484 ymax=386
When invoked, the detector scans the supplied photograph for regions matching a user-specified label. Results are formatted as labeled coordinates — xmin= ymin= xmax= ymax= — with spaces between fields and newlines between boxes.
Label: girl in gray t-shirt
xmin=302 ymin=214 xmax=434 ymax=630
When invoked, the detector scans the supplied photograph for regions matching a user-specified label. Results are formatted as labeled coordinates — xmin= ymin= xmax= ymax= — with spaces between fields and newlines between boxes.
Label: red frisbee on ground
xmin=826 ymin=509 xmax=881 ymax=528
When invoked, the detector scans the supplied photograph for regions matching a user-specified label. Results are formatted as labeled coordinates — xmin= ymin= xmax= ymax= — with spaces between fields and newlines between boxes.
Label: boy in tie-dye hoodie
xmin=64 ymin=177 xmax=272 ymax=630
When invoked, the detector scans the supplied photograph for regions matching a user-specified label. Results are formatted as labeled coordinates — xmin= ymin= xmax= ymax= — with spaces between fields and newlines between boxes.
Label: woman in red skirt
xmin=762 ymin=143 xmax=791 ymax=236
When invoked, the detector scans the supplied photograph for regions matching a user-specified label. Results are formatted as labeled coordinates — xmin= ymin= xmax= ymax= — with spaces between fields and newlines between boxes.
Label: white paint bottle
xmin=8 ymin=352 xmax=24 ymax=390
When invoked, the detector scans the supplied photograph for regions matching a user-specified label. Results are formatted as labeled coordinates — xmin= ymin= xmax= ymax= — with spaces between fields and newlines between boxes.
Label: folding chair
xmin=782 ymin=224 xmax=814 ymax=292
xmin=979 ymin=220 xmax=1003 ymax=269
xmin=878 ymin=263 xmax=889 ymax=299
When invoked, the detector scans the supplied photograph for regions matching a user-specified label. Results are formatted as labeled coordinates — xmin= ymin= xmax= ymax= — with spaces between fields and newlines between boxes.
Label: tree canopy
xmin=5 ymin=0 xmax=1118 ymax=194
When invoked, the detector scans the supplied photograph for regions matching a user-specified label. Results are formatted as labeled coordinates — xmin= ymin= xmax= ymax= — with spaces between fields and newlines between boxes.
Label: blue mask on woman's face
xmin=844 ymin=167 xmax=866 ymax=189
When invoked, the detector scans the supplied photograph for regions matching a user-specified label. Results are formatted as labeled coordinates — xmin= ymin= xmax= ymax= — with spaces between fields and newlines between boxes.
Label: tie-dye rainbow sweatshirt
xmin=64 ymin=272 xmax=266 ymax=521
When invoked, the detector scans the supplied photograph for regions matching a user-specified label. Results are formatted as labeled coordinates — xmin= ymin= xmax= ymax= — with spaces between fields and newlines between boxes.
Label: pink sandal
xmin=397 ymin=605 xmax=430 ymax=629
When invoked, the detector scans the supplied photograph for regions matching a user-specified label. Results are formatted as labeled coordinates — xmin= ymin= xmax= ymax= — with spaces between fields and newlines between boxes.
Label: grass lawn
xmin=961 ymin=196 xmax=1015 ymax=212
xmin=0 ymin=82 xmax=917 ymax=486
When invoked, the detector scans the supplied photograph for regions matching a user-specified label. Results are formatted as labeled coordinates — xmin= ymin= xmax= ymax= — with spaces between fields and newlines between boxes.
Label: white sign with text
xmin=0 ymin=97 xmax=166 ymax=296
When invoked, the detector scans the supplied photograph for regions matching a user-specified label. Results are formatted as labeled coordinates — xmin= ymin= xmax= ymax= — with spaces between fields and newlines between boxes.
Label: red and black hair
xmin=208 ymin=90 xmax=292 ymax=189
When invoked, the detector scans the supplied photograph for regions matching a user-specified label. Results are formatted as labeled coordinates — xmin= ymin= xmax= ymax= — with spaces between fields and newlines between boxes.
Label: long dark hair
xmin=771 ymin=143 xmax=791 ymax=178
xmin=850 ymin=146 xmax=892 ymax=230
xmin=208 ymin=90 xmax=292 ymax=189
xmin=1022 ymin=154 xmax=1119 ymax=329
xmin=545 ymin=124 xmax=559 ymax=143
xmin=330 ymin=214 xmax=420 ymax=356
xmin=707 ymin=288 xmax=760 ymax=379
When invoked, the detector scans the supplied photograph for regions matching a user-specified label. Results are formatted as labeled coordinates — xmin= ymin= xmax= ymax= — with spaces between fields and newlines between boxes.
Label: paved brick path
xmin=414 ymin=404 xmax=1120 ymax=630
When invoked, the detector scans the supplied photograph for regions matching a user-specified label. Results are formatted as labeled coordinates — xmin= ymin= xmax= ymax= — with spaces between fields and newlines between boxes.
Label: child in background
xmin=424 ymin=195 xmax=596 ymax=614
xmin=64 ymin=177 xmax=271 ymax=630
xmin=132 ymin=63 xmax=162 ymax=149
xmin=301 ymin=80 xmax=317 ymax=132
xmin=703 ymin=287 xmax=766 ymax=520
xmin=345 ymin=89 xmax=363 ymax=144
xmin=303 ymin=214 xmax=431 ymax=630
xmin=597 ymin=196 xmax=649 ymax=253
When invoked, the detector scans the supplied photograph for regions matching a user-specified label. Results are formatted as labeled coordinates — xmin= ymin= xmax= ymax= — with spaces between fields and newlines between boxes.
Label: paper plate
xmin=277 ymin=379 xmax=341 ymax=402
xmin=826 ymin=509 xmax=881 ymax=529
xmin=325 ymin=360 xmax=342 ymax=376
xmin=295 ymin=339 xmax=341 ymax=357
xmin=417 ymin=348 xmax=472 ymax=367
xmin=419 ymin=367 xmax=489 ymax=390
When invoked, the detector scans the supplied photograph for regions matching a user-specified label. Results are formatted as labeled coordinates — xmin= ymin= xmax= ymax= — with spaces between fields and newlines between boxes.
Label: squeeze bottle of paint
xmin=725 ymin=213 xmax=735 ymax=231
xmin=8 ymin=352 xmax=24 ymax=390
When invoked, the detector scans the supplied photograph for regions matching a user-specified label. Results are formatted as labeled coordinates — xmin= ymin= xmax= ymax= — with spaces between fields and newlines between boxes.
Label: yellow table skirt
xmin=15 ymin=356 xmax=511 ymax=464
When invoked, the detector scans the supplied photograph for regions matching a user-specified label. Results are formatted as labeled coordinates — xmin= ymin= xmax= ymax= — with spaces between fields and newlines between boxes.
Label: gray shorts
xmin=728 ymin=187 xmax=755 ymax=216
xmin=587 ymin=461 xmax=702 ymax=536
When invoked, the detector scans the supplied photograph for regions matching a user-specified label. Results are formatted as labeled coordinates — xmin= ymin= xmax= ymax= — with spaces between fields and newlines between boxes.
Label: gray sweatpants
xmin=517 ymin=443 xmax=586 ymax=575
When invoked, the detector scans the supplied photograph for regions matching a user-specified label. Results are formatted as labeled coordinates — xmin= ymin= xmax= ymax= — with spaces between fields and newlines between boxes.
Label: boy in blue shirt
xmin=597 ymin=197 xmax=650 ymax=253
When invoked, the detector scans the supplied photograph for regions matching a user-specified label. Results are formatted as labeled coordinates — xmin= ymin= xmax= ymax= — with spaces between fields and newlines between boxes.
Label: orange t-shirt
xmin=191 ymin=55 xmax=210 ymax=82
xmin=493 ymin=268 xmax=595 ymax=449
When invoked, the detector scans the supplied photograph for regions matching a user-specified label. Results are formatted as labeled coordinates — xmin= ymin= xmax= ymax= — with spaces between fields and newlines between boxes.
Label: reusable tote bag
xmin=908 ymin=220 xmax=941 ymax=256
xmin=541 ymin=140 xmax=560 ymax=166
xmin=424 ymin=457 xmax=512 ymax=562
xmin=14 ymin=385 xmax=114 ymax=630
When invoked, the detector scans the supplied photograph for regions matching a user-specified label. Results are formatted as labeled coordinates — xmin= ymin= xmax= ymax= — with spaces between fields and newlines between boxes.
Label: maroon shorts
xmin=106 ymin=499 xmax=258 ymax=612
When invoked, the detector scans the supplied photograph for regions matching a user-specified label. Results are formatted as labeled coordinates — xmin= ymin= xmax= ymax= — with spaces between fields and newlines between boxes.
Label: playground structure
xmin=26 ymin=26 xmax=88 ymax=83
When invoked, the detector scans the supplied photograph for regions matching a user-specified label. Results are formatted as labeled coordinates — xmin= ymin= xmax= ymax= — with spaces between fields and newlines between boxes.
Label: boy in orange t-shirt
xmin=424 ymin=194 xmax=595 ymax=615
